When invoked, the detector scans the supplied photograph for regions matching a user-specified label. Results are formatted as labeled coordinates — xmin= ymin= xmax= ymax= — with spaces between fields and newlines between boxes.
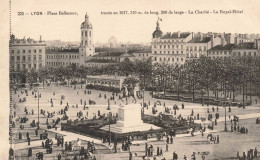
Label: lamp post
xmin=142 ymin=88 xmax=145 ymax=116
xmin=37 ymin=89 xmax=40 ymax=129
xmin=108 ymin=112 xmax=111 ymax=145
xmin=224 ymin=98 xmax=229 ymax=132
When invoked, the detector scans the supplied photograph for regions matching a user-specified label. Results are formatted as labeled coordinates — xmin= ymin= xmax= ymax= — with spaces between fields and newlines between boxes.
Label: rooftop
xmin=86 ymin=59 xmax=118 ymax=63
xmin=187 ymin=37 xmax=211 ymax=43
xmin=233 ymin=42 xmax=257 ymax=50
xmin=209 ymin=44 xmax=236 ymax=51
xmin=161 ymin=32 xmax=191 ymax=39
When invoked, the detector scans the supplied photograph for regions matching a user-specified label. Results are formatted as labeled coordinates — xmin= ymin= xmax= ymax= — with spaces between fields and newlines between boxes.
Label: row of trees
xmin=10 ymin=56 xmax=260 ymax=104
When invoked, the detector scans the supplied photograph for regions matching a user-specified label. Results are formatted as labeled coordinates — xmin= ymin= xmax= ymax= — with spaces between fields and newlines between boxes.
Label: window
xmin=204 ymin=46 xmax=207 ymax=51
xmin=160 ymin=45 xmax=162 ymax=49
xmin=154 ymin=51 xmax=157 ymax=54
xmin=248 ymin=52 xmax=251 ymax=56
xmin=39 ymin=49 xmax=42 ymax=53
xmin=22 ymin=56 xmax=26 ymax=61
xmin=172 ymin=58 xmax=174 ymax=61
xmin=168 ymin=58 xmax=170 ymax=61
xmin=17 ymin=50 xmax=20 ymax=54
xmin=160 ymin=51 xmax=162 ymax=54
xmin=17 ymin=64 xmax=20 ymax=71
xmin=17 ymin=56 xmax=20 ymax=60
xmin=28 ymin=50 xmax=31 ymax=53
xmin=168 ymin=45 xmax=170 ymax=48
xmin=164 ymin=51 xmax=166 ymax=54
xmin=181 ymin=45 xmax=183 ymax=49
xmin=177 ymin=58 xmax=179 ymax=61
xmin=244 ymin=52 xmax=246 ymax=56
xmin=34 ymin=55 xmax=36 ymax=60
xmin=11 ymin=50 xmax=14 ymax=53
xmin=164 ymin=57 xmax=166 ymax=61
xmin=164 ymin=45 xmax=166 ymax=49
xmin=159 ymin=57 xmax=161 ymax=61
xmin=154 ymin=45 xmax=156 ymax=48
xmin=28 ymin=64 xmax=31 ymax=68
xmin=181 ymin=51 xmax=183 ymax=54
xmin=39 ymin=63 xmax=42 ymax=68
xmin=190 ymin=46 xmax=193 ymax=51
xmin=172 ymin=51 xmax=174 ymax=54
xmin=238 ymin=52 xmax=241 ymax=56
xmin=23 ymin=50 xmax=25 ymax=53
xmin=154 ymin=57 xmax=157 ymax=61
xmin=85 ymin=31 xmax=88 ymax=37
xmin=11 ymin=56 xmax=14 ymax=61
xmin=181 ymin=58 xmax=183 ymax=61
xmin=39 ymin=55 xmax=42 ymax=60
xmin=34 ymin=49 xmax=37 ymax=53
xmin=199 ymin=46 xmax=202 ymax=51
xmin=177 ymin=45 xmax=179 ymax=49
xmin=168 ymin=51 xmax=170 ymax=54
xmin=89 ymin=31 xmax=91 ymax=37
xmin=34 ymin=64 xmax=36 ymax=69
xmin=22 ymin=64 xmax=26 ymax=69
xmin=177 ymin=51 xmax=179 ymax=54
xmin=172 ymin=45 xmax=174 ymax=49
xmin=254 ymin=52 xmax=257 ymax=56
xmin=194 ymin=46 xmax=197 ymax=51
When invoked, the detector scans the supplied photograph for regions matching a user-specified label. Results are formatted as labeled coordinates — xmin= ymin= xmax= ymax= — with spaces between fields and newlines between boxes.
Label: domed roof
xmin=153 ymin=29 xmax=163 ymax=38
xmin=81 ymin=22 xmax=92 ymax=29
xmin=152 ymin=20 xmax=163 ymax=38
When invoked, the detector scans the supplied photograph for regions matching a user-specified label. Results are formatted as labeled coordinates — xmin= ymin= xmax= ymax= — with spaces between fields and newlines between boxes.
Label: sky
xmin=11 ymin=0 xmax=260 ymax=43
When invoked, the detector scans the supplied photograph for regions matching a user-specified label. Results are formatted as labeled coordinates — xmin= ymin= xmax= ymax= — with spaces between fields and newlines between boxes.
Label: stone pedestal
xmin=101 ymin=104 xmax=160 ymax=133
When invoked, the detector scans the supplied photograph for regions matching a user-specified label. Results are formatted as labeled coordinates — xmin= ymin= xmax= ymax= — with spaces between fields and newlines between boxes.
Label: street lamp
xmin=224 ymin=98 xmax=229 ymax=132
xmin=142 ymin=88 xmax=145 ymax=116
xmin=34 ymin=87 xmax=43 ymax=129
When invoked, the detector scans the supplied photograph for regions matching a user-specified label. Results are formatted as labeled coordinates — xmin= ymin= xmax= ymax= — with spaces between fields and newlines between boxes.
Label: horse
xmin=121 ymin=85 xmax=137 ymax=104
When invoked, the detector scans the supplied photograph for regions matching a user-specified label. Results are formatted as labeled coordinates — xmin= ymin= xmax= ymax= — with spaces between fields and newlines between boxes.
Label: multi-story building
xmin=186 ymin=35 xmax=222 ymax=59
xmin=10 ymin=35 xmax=46 ymax=72
xmin=45 ymin=49 xmax=80 ymax=68
xmin=231 ymin=41 xmax=259 ymax=57
xmin=86 ymin=49 xmax=152 ymax=67
xmin=151 ymin=20 xmax=193 ymax=65
xmin=207 ymin=44 xmax=236 ymax=60
xmin=207 ymin=39 xmax=260 ymax=59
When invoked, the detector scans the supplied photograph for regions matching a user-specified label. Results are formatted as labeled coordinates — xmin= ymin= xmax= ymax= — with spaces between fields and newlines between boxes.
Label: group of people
xmin=237 ymin=147 xmax=258 ymax=160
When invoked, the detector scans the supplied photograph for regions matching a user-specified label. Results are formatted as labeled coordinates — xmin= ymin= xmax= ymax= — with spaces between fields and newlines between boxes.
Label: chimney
xmin=177 ymin=31 xmax=181 ymax=38
xmin=221 ymin=38 xmax=226 ymax=46
xmin=210 ymin=34 xmax=214 ymax=48
xmin=255 ymin=39 xmax=259 ymax=49
xmin=200 ymin=33 xmax=203 ymax=41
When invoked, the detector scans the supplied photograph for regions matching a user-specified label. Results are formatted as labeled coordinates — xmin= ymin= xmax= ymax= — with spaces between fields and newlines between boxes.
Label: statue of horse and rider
xmin=121 ymin=84 xmax=137 ymax=104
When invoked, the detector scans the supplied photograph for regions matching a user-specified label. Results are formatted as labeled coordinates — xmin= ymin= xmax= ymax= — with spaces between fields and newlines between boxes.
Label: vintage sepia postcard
xmin=1 ymin=0 xmax=260 ymax=159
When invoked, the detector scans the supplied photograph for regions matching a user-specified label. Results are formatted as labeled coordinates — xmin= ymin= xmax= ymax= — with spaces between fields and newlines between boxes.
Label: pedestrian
xmin=217 ymin=135 xmax=219 ymax=144
xmin=28 ymin=147 xmax=32 ymax=157
xmin=28 ymin=137 xmax=31 ymax=146
xmin=166 ymin=143 xmax=168 ymax=152
xmin=58 ymin=153 xmax=61 ymax=160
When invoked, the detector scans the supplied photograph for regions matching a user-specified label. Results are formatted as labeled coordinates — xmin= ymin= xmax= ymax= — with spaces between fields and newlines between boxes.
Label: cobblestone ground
xmin=11 ymin=84 xmax=260 ymax=160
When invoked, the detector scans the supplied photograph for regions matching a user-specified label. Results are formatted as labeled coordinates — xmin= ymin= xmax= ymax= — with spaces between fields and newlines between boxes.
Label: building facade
xmin=151 ymin=20 xmax=193 ymax=65
xmin=10 ymin=35 xmax=46 ymax=72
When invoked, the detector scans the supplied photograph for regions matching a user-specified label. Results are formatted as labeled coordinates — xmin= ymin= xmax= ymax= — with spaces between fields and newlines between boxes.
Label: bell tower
xmin=79 ymin=13 xmax=95 ymax=66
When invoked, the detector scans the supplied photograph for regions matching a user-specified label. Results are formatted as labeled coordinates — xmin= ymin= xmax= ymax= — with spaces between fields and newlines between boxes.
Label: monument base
xmin=100 ymin=104 xmax=161 ymax=134
xmin=100 ymin=123 xmax=161 ymax=134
